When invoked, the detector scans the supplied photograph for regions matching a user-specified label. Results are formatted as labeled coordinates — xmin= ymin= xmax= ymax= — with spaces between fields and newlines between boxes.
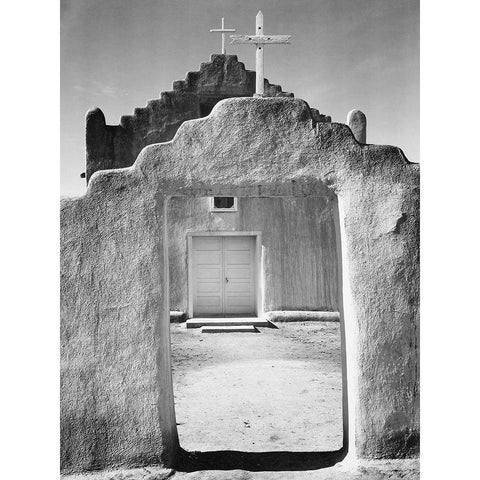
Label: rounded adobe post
xmin=85 ymin=107 xmax=107 ymax=183
xmin=347 ymin=109 xmax=367 ymax=144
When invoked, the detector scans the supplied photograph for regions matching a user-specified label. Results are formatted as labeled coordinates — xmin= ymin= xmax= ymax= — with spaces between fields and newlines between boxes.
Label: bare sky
xmin=61 ymin=0 xmax=419 ymax=197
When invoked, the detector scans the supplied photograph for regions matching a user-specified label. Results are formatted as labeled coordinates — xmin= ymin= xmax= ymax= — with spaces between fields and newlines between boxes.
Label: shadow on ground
xmin=174 ymin=447 xmax=347 ymax=472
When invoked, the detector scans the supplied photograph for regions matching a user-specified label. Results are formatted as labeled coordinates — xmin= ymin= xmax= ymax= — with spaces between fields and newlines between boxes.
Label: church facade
xmin=86 ymin=54 xmax=340 ymax=320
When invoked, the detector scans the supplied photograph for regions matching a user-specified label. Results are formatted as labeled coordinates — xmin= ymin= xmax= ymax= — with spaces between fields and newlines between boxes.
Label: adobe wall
xmin=85 ymin=55 xmax=296 ymax=182
xmin=168 ymin=196 xmax=340 ymax=314
xmin=61 ymin=97 xmax=419 ymax=472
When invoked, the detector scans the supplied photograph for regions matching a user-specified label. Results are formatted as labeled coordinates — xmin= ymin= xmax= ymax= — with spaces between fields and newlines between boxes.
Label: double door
xmin=192 ymin=236 xmax=255 ymax=316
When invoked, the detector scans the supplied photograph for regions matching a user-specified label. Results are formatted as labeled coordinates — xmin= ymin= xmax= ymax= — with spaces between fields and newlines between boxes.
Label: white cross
xmin=230 ymin=11 xmax=291 ymax=96
xmin=210 ymin=17 xmax=236 ymax=55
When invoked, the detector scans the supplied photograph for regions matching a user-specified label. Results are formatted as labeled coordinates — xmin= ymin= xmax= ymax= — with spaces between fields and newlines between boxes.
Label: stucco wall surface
xmin=61 ymin=97 xmax=419 ymax=472
xmin=86 ymin=55 xmax=294 ymax=182
xmin=61 ymin=184 xmax=178 ymax=472
xmin=167 ymin=196 xmax=339 ymax=313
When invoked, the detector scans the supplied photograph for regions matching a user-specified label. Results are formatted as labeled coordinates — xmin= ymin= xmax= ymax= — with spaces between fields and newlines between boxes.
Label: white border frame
xmin=209 ymin=196 xmax=238 ymax=212
xmin=187 ymin=231 xmax=262 ymax=319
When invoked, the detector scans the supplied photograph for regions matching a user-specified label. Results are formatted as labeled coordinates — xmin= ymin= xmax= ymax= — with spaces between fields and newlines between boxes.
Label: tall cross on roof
xmin=230 ymin=11 xmax=291 ymax=96
xmin=210 ymin=17 xmax=236 ymax=55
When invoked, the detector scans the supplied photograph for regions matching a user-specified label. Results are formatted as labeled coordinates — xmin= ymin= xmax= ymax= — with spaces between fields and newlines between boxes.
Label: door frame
xmin=187 ymin=231 xmax=262 ymax=318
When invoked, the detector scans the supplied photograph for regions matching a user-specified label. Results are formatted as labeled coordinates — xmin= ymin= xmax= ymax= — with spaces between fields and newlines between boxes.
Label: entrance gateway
xmin=187 ymin=232 xmax=261 ymax=318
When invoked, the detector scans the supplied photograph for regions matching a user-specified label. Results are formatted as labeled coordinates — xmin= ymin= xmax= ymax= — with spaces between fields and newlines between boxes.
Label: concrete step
xmin=186 ymin=317 xmax=272 ymax=329
xmin=201 ymin=325 xmax=259 ymax=333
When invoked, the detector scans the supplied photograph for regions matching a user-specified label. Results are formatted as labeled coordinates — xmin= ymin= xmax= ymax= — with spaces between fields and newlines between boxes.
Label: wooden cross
xmin=210 ymin=17 xmax=236 ymax=55
xmin=230 ymin=11 xmax=291 ymax=96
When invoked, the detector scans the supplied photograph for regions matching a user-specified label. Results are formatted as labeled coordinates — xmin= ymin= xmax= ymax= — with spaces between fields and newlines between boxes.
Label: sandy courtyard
xmin=171 ymin=321 xmax=343 ymax=454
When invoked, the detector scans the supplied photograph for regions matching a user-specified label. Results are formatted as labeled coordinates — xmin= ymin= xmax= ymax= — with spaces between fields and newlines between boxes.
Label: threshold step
xmin=201 ymin=325 xmax=259 ymax=333
xmin=186 ymin=317 xmax=271 ymax=329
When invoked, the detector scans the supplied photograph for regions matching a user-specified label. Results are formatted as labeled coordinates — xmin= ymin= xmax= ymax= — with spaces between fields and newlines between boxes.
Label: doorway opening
xmin=166 ymin=194 xmax=348 ymax=471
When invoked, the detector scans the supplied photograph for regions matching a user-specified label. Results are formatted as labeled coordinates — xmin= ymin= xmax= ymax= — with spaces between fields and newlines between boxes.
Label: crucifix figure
xmin=210 ymin=17 xmax=236 ymax=55
xmin=230 ymin=11 xmax=291 ymax=96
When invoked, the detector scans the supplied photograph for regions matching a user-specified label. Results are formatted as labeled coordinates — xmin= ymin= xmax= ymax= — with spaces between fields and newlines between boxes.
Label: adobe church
xmin=84 ymin=53 xmax=341 ymax=321
xmin=61 ymin=15 xmax=419 ymax=477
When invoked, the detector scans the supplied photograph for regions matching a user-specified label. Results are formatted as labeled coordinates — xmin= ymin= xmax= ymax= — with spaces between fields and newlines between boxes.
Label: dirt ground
xmin=64 ymin=323 xmax=421 ymax=480
xmin=170 ymin=321 xmax=343 ymax=454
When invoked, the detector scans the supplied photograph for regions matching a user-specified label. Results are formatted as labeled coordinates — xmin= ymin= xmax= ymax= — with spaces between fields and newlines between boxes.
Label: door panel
xmin=223 ymin=237 xmax=255 ymax=315
xmin=192 ymin=236 xmax=256 ymax=316
xmin=226 ymin=251 xmax=252 ymax=264
xmin=193 ymin=237 xmax=223 ymax=315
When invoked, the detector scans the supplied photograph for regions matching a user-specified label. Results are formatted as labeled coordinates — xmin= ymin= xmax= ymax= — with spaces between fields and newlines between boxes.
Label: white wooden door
xmin=192 ymin=236 xmax=255 ymax=316
xmin=223 ymin=237 xmax=255 ymax=315
xmin=192 ymin=237 xmax=224 ymax=316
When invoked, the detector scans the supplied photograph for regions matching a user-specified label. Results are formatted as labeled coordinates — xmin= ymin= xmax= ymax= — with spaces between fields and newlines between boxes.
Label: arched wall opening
xmin=162 ymin=186 xmax=356 ymax=470
xmin=60 ymin=97 xmax=419 ymax=474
